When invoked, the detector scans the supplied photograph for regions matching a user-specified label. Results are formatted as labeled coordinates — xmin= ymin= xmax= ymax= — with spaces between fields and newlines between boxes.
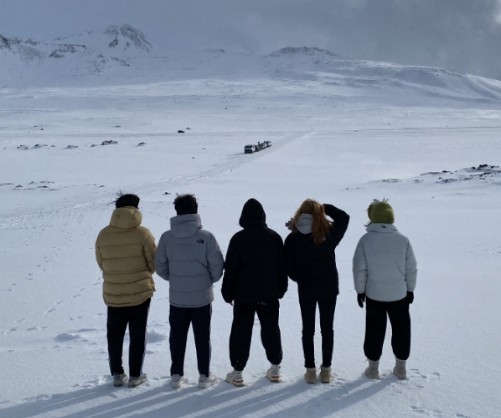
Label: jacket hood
xmin=170 ymin=213 xmax=202 ymax=237
xmin=295 ymin=214 xmax=313 ymax=234
xmin=366 ymin=223 xmax=398 ymax=233
xmin=239 ymin=198 xmax=266 ymax=228
xmin=109 ymin=207 xmax=142 ymax=230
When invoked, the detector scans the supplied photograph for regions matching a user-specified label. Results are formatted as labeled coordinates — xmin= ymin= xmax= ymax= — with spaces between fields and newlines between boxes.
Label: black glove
xmin=357 ymin=293 xmax=366 ymax=308
xmin=407 ymin=291 xmax=414 ymax=304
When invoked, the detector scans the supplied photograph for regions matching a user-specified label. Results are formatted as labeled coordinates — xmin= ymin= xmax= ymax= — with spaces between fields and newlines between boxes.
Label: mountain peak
xmin=104 ymin=24 xmax=151 ymax=52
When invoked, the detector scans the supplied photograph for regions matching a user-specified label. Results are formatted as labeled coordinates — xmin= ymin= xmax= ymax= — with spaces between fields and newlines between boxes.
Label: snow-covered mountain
xmin=2 ymin=0 xmax=501 ymax=80
xmin=3 ymin=27 xmax=501 ymax=109
xmin=0 ymin=25 xmax=153 ymax=80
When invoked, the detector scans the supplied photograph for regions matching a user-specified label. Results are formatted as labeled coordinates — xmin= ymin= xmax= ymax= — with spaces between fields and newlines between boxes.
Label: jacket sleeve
xmin=154 ymin=234 xmax=170 ymax=281
xmin=206 ymin=233 xmax=225 ymax=284
xmin=95 ymin=241 xmax=103 ymax=271
xmin=277 ymin=236 xmax=288 ymax=298
xmin=405 ymin=238 xmax=417 ymax=292
xmin=324 ymin=204 xmax=350 ymax=247
xmin=352 ymin=238 xmax=368 ymax=294
xmin=221 ymin=236 xmax=238 ymax=303
xmin=143 ymin=229 xmax=157 ymax=274
xmin=284 ymin=233 xmax=297 ymax=282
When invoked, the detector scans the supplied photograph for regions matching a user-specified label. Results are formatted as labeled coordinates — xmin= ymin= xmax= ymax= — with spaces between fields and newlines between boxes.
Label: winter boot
xmin=304 ymin=367 xmax=317 ymax=384
xmin=319 ymin=366 xmax=332 ymax=383
xmin=365 ymin=360 xmax=380 ymax=379
xmin=393 ymin=358 xmax=407 ymax=380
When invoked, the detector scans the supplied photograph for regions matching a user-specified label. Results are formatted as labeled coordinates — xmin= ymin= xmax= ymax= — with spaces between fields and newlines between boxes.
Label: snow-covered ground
xmin=1 ymin=41 xmax=501 ymax=418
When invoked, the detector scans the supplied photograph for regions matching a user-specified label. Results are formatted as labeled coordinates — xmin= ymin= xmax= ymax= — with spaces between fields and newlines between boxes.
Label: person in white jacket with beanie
xmin=353 ymin=199 xmax=417 ymax=380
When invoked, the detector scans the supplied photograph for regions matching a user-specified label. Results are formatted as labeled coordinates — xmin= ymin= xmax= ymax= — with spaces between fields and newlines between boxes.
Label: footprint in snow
xmin=27 ymin=326 xmax=47 ymax=331
xmin=411 ymin=369 xmax=441 ymax=381
xmin=410 ymin=405 xmax=443 ymax=416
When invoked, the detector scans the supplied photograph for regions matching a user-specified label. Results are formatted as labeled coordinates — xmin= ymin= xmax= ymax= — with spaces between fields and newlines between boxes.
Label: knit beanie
xmin=367 ymin=199 xmax=394 ymax=224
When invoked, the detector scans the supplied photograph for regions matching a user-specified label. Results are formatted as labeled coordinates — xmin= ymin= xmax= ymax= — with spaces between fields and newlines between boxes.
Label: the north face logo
xmin=196 ymin=239 xmax=205 ymax=244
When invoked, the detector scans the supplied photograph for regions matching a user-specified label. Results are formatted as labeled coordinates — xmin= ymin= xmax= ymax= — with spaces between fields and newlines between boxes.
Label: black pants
xmin=298 ymin=296 xmax=337 ymax=368
xmin=229 ymin=300 xmax=283 ymax=371
xmin=364 ymin=297 xmax=411 ymax=361
xmin=107 ymin=298 xmax=151 ymax=378
xmin=169 ymin=304 xmax=212 ymax=376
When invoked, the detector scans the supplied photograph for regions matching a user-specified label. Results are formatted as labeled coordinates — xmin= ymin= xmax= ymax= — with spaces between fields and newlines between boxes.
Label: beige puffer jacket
xmin=95 ymin=206 xmax=156 ymax=307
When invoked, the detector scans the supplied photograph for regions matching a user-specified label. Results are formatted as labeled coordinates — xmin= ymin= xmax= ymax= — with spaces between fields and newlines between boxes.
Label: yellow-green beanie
xmin=367 ymin=199 xmax=394 ymax=224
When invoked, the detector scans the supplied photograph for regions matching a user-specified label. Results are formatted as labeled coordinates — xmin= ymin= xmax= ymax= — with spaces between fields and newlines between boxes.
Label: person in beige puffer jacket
xmin=95 ymin=193 xmax=156 ymax=388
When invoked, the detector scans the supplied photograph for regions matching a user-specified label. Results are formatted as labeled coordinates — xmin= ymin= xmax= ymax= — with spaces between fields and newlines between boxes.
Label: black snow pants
xmin=364 ymin=297 xmax=411 ymax=361
xmin=229 ymin=300 xmax=283 ymax=371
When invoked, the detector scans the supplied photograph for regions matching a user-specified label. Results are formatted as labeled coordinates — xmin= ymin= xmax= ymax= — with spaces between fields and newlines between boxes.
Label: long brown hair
xmin=291 ymin=199 xmax=331 ymax=245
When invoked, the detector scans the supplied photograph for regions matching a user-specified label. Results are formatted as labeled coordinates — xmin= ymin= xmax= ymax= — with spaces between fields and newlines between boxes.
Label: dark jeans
xmin=298 ymin=296 xmax=337 ymax=368
xmin=229 ymin=300 xmax=283 ymax=371
xmin=364 ymin=297 xmax=411 ymax=361
xmin=107 ymin=298 xmax=151 ymax=378
xmin=169 ymin=304 xmax=212 ymax=376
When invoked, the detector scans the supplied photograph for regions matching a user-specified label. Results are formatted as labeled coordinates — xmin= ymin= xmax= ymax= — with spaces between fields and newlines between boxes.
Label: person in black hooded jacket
xmin=221 ymin=198 xmax=287 ymax=386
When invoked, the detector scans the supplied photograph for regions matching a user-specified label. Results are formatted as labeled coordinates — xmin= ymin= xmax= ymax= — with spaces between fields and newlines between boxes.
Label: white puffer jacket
xmin=353 ymin=223 xmax=417 ymax=302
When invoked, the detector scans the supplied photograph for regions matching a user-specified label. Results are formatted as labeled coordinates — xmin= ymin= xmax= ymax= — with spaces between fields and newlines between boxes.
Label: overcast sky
xmin=1 ymin=0 xmax=501 ymax=79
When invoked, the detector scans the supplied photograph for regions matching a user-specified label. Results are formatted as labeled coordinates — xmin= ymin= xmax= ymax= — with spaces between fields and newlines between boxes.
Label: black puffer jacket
xmin=284 ymin=204 xmax=349 ymax=299
xmin=221 ymin=199 xmax=287 ymax=304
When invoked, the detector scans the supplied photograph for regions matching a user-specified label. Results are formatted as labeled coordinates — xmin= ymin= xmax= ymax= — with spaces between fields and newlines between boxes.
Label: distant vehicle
xmin=244 ymin=141 xmax=272 ymax=154
xmin=244 ymin=144 xmax=258 ymax=153
xmin=258 ymin=140 xmax=272 ymax=150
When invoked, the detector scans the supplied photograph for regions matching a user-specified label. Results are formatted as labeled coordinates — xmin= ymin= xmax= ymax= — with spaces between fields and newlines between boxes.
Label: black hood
xmin=239 ymin=198 xmax=266 ymax=228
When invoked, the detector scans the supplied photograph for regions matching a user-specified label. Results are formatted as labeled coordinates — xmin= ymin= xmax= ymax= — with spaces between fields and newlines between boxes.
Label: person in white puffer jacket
xmin=353 ymin=199 xmax=417 ymax=380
